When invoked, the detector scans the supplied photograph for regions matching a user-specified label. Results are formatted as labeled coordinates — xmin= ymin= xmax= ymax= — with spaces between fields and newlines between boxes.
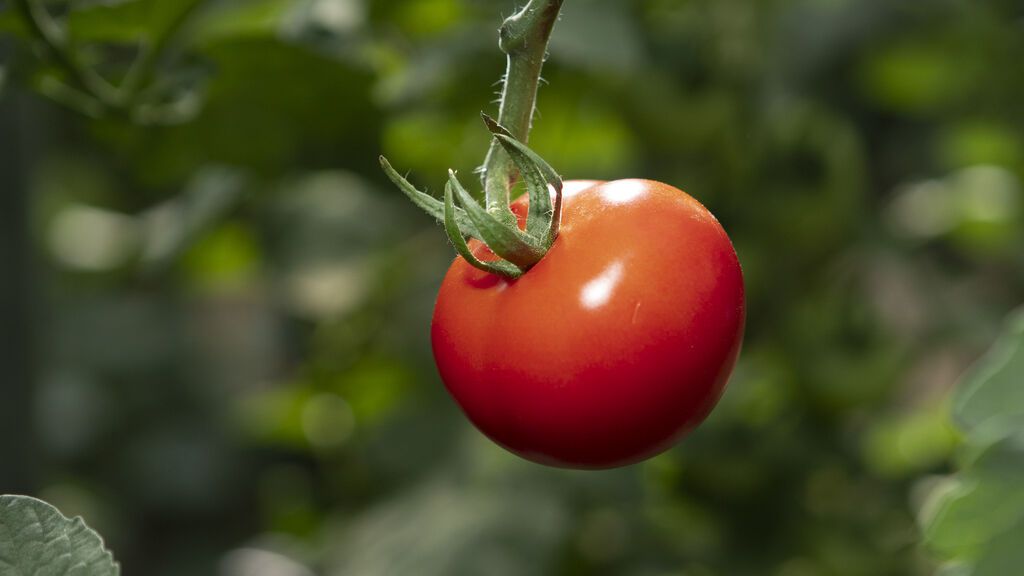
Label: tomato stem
xmin=480 ymin=0 xmax=564 ymax=215
xmin=380 ymin=1 xmax=566 ymax=280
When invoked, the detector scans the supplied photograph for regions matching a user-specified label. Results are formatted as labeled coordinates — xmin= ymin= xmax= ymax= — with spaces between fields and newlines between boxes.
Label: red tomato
xmin=431 ymin=179 xmax=745 ymax=468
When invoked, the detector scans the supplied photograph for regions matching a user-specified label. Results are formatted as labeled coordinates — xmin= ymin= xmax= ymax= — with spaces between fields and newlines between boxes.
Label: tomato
xmin=431 ymin=179 xmax=745 ymax=468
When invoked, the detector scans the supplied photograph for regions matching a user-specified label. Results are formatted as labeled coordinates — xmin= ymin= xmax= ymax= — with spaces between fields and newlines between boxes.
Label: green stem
xmin=120 ymin=0 xmax=206 ymax=101
xmin=13 ymin=0 xmax=121 ymax=107
xmin=480 ymin=0 xmax=564 ymax=214
xmin=14 ymin=0 xmax=206 ymax=119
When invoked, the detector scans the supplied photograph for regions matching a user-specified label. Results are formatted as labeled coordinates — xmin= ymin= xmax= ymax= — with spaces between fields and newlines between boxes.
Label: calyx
xmin=380 ymin=114 xmax=563 ymax=279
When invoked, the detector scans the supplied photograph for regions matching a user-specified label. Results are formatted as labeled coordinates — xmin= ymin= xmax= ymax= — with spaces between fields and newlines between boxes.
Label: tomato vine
xmin=380 ymin=0 xmax=566 ymax=279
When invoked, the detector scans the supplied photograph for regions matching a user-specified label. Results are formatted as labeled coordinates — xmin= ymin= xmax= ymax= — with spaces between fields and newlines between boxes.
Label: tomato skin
xmin=431 ymin=179 xmax=745 ymax=468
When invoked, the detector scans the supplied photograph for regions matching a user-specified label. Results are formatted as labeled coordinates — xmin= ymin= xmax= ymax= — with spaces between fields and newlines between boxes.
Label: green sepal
xmin=443 ymin=183 xmax=523 ymax=279
xmin=475 ymin=114 xmax=519 ymax=219
xmin=379 ymin=155 xmax=479 ymax=238
xmin=495 ymin=133 xmax=564 ymax=244
xmin=547 ymin=173 xmax=563 ymax=247
xmin=482 ymin=114 xmax=564 ymax=245
xmin=495 ymin=134 xmax=551 ymax=241
xmin=447 ymin=170 xmax=546 ymax=269
xmin=482 ymin=114 xmax=562 ymax=189
xmin=481 ymin=112 xmax=516 ymax=140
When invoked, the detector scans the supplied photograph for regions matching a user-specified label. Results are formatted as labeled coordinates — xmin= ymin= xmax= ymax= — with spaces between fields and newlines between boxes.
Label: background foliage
xmin=2 ymin=0 xmax=1023 ymax=575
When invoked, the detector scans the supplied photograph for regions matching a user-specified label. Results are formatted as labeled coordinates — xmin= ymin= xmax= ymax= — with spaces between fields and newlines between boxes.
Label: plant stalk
xmin=13 ymin=0 xmax=122 ymax=107
xmin=120 ymin=0 xmax=206 ymax=101
xmin=14 ymin=0 xmax=206 ymax=118
xmin=481 ymin=0 xmax=564 ymax=214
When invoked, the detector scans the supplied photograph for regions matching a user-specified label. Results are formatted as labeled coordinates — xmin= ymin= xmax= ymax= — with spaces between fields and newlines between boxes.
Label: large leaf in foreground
xmin=919 ymin=309 xmax=1024 ymax=575
xmin=954 ymin=309 xmax=1024 ymax=445
xmin=0 ymin=495 xmax=119 ymax=576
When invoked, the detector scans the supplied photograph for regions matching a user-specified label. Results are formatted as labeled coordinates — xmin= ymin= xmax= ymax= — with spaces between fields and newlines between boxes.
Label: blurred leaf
xmin=68 ymin=0 xmax=202 ymax=44
xmin=118 ymin=38 xmax=377 ymax=183
xmin=922 ymin=310 xmax=1024 ymax=572
xmin=972 ymin=519 xmax=1024 ymax=576
xmin=954 ymin=309 xmax=1024 ymax=445
xmin=194 ymin=0 xmax=366 ymax=47
xmin=921 ymin=440 xmax=1024 ymax=559
xmin=0 ymin=495 xmax=120 ymax=576
xmin=970 ymin=516 xmax=1024 ymax=573
xmin=194 ymin=0 xmax=295 ymax=43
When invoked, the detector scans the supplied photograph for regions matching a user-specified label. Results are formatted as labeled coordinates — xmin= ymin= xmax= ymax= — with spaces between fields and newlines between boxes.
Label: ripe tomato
xmin=431 ymin=179 xmax=745 ymax=468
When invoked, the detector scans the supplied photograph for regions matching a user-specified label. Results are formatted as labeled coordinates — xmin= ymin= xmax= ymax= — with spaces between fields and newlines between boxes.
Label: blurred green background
xmin=2 ymin=0 xmax=1024 ymax=575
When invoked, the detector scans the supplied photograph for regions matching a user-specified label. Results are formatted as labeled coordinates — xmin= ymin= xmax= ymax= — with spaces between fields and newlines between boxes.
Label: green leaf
xmin=973 ymin=518 xmax=1024 ymax=576
xmin=921 ymin=309 xmax=1024 ymax=574
xmin=379 ymin=156 xmax=479 ymax=238
xmin=0 ymin=495 xmax=120 ymax=576
xmin=447 ymin=170 xmax=545 ymax=269
xmin=66 ymin=1 xmax=153 ymax=44
xmin=193 ymin=0 xmax=294 ymax=45
xmin=921 ymin=440 xmax=1024 ymax=559
xmin=443 ymin=183 xmax=522 ymax=278
xmin=954 ymin=309 xmax=1024 ymax=445
xmin=67 ymin=0 xmax=202 ymax=44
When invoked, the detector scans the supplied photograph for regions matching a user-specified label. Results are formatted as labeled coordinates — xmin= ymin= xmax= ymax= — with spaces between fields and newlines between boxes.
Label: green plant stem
xmin=480 ymin=0 xmax=564 ymax=214
xmin=120 ymin=0 xmax=206 ymax=101
xmin=13 ymin=0 xmax=121 ymax=108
